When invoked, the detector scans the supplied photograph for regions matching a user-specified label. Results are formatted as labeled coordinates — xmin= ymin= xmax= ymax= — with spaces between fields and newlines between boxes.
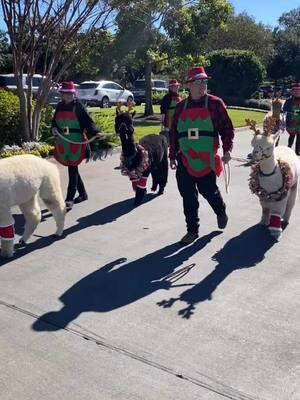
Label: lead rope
xmin=53 ymin=130 xmax=102 ymax=145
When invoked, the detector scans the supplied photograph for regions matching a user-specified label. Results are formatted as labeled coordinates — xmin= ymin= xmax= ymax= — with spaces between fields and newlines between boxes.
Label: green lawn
xmin=88 ymin=105 xmax=267 ymax=141
xmin=228 ymin=109 xmax=266 ymax=127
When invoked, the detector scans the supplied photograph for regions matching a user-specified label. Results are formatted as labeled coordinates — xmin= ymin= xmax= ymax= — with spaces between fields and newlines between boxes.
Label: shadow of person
xmin=32 ymin=231 xmax=221 ymax=332
xmin=158 ymin=224 xmax=276 ymax=319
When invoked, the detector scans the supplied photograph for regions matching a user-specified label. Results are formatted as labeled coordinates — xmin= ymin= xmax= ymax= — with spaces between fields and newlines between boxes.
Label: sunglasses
xmin=192 ymin=79 xmax=208 ymax=85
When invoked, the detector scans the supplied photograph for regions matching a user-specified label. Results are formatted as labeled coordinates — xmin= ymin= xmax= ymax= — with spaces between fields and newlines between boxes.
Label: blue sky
xmin=229 ymin=0 xmax=299 ymax=27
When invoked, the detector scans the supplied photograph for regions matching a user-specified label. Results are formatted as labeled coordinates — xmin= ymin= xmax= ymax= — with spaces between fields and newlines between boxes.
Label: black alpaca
xmin=115 ymin=110 xmax=168 ymax=206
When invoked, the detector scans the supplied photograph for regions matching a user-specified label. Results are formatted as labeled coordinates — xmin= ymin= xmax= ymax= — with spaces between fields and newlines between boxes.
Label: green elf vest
xmin=287 ymin=99 xmax=300 ymax=136
xmin=177 ymin=96 xmax=222 ymax=177
xmin=54 ymin=106 xmax=88 ymax=166
xmin=165 ymin=95 xmax=181 ymax=130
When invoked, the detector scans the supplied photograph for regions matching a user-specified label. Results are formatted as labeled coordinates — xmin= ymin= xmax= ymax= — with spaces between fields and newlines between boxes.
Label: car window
xmin=0 ymin=76 xmax=17 ymax=86
xmin=102 ymin=83 xmax=115 ymax=89
xmin=154 ymin=81 xmax=166 ymax=88
xmin=134 ymin=80 xmax=145 ymax=89
xmin=78 ymin=83 xmax=98 ymax=89
xmin=111 ymin=83 xmax=122 ymax=90
xmin=26 ymin=76 xmax=43 ymax=86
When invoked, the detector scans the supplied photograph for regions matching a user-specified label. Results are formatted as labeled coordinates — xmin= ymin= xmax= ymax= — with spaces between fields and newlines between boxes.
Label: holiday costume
xmin=115 ymin=109 xmax=168 ymax=206
xmin=52 ymin=82 xmax=99 ymax=204
xmin=170 ymin=67 xmax=234 ymax=237
xmin=160 ymin=80 xmax=182 ymax=130
xmin=283 ymin=87 xmax=300 ymax=155
xmin=0 ymin=155 xmax=65 ymax=258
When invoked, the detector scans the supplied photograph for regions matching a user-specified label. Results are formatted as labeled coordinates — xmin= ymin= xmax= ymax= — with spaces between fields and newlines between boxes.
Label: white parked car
xmin=0 ymin=73 xmax=45 ymax=95
xmin=77 ymin=80 xmax=134 ymax=108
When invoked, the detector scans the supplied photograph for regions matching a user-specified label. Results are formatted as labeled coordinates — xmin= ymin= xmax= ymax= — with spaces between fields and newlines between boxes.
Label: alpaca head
xmin=246 ymin=116 xmax=280 ymax=162
xmin=115 ymin=103 xmax=139 ymax=167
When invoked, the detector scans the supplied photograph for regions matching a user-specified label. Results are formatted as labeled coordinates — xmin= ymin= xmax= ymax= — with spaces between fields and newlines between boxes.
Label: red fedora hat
xmin=59 ymin=81 xmax=76 ymax=93
xmin=168 ymin=79 xmax=180 ymax=87
xmin=185 ymin=66 xmax=211 ymax=83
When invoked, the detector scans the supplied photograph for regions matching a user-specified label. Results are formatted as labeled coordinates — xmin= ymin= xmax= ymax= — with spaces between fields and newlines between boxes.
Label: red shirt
xmin=169 ymin=94 xmax=234 ymax=160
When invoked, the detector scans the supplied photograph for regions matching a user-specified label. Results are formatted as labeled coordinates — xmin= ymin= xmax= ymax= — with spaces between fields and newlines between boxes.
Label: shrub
xmin=152 ymin=92 xmax=165 ymax=104
xmin=0 ymin=89 xmax=57 ymax=146
xmin=39 ymin=105 xmax=54 ymax=140
xmin=243 ymin=99 xmax=271 ymax=110
xmin=207 ymin=49 xmax=266 ymax=99
xmin=0 ymin=142 xmax=54 ymax=159
xmin=0 ymin=89 xmax=21 ymax=146
xmin=222 ymin=96 xmax=271 ymax=110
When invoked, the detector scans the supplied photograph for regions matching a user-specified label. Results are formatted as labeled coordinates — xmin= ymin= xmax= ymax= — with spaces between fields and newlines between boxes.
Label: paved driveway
xmin=0 ymin=130 xmax=299 ymax=400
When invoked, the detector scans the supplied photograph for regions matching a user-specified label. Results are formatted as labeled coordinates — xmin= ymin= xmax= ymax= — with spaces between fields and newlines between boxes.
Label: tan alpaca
xmin=247 ymin=117 xmax=300 ymax=240
xmin=0 ymin=154 xmax=65 ymax=258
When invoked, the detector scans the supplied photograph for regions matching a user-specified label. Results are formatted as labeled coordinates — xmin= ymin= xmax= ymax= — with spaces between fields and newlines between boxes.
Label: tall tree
xmin=270 ymin=7 xmax=300 ymax=81
xmin=112 ymin=0 xmax=177 ymax=115
xmin=0 ymin=0 xmax=113 ymax=141
xmin=113 ymin=0 xmax=233 ymax=115
xmin=164 ymin=0 xmax=233 ymax=82
xmin=205 ymin=13 xmax=274 ymax=66
xmin=0 ymin=29 xmax=12 ymax=72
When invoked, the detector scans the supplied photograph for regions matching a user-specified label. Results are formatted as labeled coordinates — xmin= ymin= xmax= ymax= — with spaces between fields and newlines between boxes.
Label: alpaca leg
xmin=42 ymin=197 xmax=66 ymax=237
xmin=39 ymin=171 xmax=66 ymax=237
xmin=19 ymin=196 xmax=41 ymax=243
xmin=150 ymin=169 xmax=158 ymax=192
xmin=268 ymin=200 xmax=287 ymax=241
xmin=157 ymin=153 xmax=168 ymax=195
xmin=134 ymin=171 xmax=150 ymax=206
xmin=283 ymin=184 xmax=298 ymax=225
xmin=1 ymin=239 xmax=14 ymax=258
xmin=260 ymin=208 xmax=270 ymax=225
xmin=259 ymin=200 xmax=270 ymax=225
xmin=134 ymin=187 xmax=147 ymax=206
xmin=0 ymin=209 xmax=15 ymax=258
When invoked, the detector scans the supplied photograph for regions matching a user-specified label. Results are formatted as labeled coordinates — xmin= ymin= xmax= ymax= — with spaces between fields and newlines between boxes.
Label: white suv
xmin=77 ymin=80 xmax=134 ymax=108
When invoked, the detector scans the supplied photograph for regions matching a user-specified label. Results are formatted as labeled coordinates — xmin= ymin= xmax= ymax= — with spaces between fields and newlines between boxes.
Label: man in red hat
xmin=283 ymin=83 xmax=300 ymax=155
xmin=160 ymin=79 xmax=182 ymax=143
xmin=169 ymin=66 xmax=234 ymax=245
xmin=52 ymin=81 xmax=103 ymax=210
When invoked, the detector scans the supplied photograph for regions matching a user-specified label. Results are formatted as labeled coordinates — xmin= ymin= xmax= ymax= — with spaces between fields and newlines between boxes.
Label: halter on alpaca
xmin=246 ymin=116 xmax=300 ymax=240
xmin=115 ymin=105 xmax=168 ymax=206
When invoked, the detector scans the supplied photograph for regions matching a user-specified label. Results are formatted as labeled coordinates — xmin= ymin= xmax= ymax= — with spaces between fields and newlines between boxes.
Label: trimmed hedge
xmin=223 ymin=96 xmax=271 ymax=110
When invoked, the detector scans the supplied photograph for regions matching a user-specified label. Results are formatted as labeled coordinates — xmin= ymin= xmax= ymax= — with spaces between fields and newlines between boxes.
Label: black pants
xmin=66 ymin=166 xmax=87 ymax=201
xmin=288 ymin=135 xmax=300 ymax=155
xmin=176 ymin=159 xmax=226 ymax=233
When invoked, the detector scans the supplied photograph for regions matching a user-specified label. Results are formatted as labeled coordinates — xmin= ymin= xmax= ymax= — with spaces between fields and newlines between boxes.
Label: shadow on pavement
xmin=0 ymin=198 xmax=151 ymax=267
xmin=157 ymin=224 xmax=276 ymax=319
xmin=32 ymin=231 xmax=221 ymax=332
xmin=62 ymin=195 xmax=155 ymax=237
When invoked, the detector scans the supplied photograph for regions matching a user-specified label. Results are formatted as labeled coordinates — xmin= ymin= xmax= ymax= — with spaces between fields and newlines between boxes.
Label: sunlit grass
xmin=89 ymin=105 xmax=267 ymax=141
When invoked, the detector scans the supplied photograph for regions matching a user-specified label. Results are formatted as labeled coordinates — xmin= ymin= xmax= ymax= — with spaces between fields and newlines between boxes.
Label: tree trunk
xmin=144 ymin=60 xmax=153 ymax=116
xmin=18 ymin=86 xmax=31 ymax=142
xmin=32 ymin=106 xmax=42 ymax=141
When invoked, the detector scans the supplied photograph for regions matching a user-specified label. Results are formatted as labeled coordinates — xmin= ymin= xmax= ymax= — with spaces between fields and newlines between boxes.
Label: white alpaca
xmin=0 ymin=154 xmax=66 ymax=258
xmin=247 ymin=117 xmax=300 ymax=240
